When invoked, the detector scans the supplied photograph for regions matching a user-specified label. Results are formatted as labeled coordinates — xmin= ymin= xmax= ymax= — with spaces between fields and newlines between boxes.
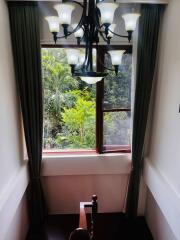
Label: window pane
xmin=42 ymin=48 xmax=96 ymax=150
xmin=103 ymin=111 xmax=131 ymax=151
xmin=103 ymin=53 xmax=132 ymax=109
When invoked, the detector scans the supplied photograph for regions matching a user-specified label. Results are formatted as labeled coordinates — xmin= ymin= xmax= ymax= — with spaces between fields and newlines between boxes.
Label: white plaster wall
xmin=43 ymin=174 xmax=129 ymax=214
xmin=0 ymin=0 xmax=29 ymax=239
xmin=4 ymin=193 xmax=29 ymax=240
xmin=0 ymin=0 xmax=23 ymax=193
xmin=145 ymin=189 xmax=177 ymax=240
xmin=147 ymin=0 xmax=180 ymax=195
xmin=144 ymin=0 xmax=180 ymax=239
xmin=42 ymin=154 xmax=131 ymax=214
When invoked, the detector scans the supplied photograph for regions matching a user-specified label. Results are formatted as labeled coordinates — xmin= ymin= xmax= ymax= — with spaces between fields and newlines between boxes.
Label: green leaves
xmin=42 ymin=48 xmax=96 ymax=149
xmin=61 ymin=94 xmax=95 ymax=148
xmin=42 ymin=48 xmax=132 ymax=150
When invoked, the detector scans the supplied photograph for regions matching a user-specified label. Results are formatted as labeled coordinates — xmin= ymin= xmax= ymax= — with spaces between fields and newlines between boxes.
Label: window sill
xmin=42 ymin=153 xmax=132 ymax=176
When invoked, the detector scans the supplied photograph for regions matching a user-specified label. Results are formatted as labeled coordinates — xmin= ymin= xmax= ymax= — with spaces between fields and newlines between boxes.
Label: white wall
xmin=42 ymin=154 xmax=132 ymax=214
xmin=43 ymin=174 xmax=129 ymax=214
xmin=0 ymin=0 xmax=29 ymax=239
xmin=143 ymin=0 xmax=180 ymax=239
xmin=145 ymin=189 xmax=177 ymax=240
xmin=4 ymin=193 xmax=29 ymax=240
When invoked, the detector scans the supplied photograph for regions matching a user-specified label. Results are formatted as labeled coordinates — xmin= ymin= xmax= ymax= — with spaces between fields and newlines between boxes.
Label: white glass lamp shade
xmin=45 ymin=16 xmax=60 ymax=33
xmin=107 ymin=24 xmax=116 ymax=38
xmin=108 ymin=50 xmax=125 ymax=65
xmin=54 ymin=3 xmax=75 ymax=25
xmin=122 ymin=13 xmax=140 ymax=31
xmin=80 ymin=76 xmax=103 ymax=84
xmin=97 ymin=3 xmax=118 ymax=25
xmin=71 ymin=24 xmax=84 ymax=38
xmin=65 ymin=49 xmax=80 ymax=65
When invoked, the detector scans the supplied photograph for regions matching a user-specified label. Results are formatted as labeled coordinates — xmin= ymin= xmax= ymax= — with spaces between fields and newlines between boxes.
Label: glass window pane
xmin=103 ymin=111 xmax=131 ymax=151
xmin=103 ymin=53 xmax=132 ymax=109
xmin=42 ymin=48 xmax=96 ymax=151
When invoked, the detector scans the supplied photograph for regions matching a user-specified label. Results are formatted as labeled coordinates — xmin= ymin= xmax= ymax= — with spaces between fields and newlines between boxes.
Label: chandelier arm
xmin=98 ymin=31 xmax=109 ymax=43
xmin=84 ymin=0 xmax=96 ymax=72
xmin=56 ymin=0 xmax=87 ymax=39
xmin=97 ymin=55 xmax=115 ymax=72
xmin=108 ymin=29 xmax=129 ymax=39
xmin=92 ymin=7 xmax=109 ymax=43
xmin=62 ymin=0 xmax=84 ymax=8
xmin=91 ymin=3 xmax=130 ymax=41
xmin=93 ymin=7 xmax=105 ymax=33
xmin=94 ymin=7 xmax=128 ymax=40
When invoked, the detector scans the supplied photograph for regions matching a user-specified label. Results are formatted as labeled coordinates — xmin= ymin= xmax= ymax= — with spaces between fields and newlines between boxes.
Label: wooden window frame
xmin=41 ymin=44 xmax=132 ymax=155
xmin=96 ymin=45 xmax=132 ymax=154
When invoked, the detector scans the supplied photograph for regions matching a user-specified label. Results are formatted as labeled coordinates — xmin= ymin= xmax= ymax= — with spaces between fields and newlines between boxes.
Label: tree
xmin=61 ymin=93 xmax=95 ymax=148
xmin=42 ymin=48 xmax=96 ymax=149
xmin=41 ymin=48 xmax=132 ymax=150
xmin=103 ymin=53 xmax=132 ymax=109
xmin=42 ymin=48 xmax=79 ymax=148
xmin=102 ymin=53 xmax=132 ymax=147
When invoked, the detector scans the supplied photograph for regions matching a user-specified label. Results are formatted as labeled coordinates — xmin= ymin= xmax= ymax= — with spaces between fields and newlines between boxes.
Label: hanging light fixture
xmin=45 ymin=0 xmax=140 ymax=84
xmin=64 ymin=48 xmax=80 ymax=74
xmin=54 ymin=3 xmax=75 ymax=37
xmin=106 ymin=24 xmax=116 ymax=44
xmin=97 ymin=2 xmax=118 ymax=25
xmin=108 ymin=50 xmax=125 ymax=75
xmin=71 ymin=23 xmax=84 ymax=45
xmin=45 ymin=16 xmax=60 ymax=42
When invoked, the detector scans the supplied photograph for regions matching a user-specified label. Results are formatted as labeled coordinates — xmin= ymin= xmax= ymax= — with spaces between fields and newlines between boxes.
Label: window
xmin=42 ymin=45 xmax=132 ymax=154
xmin=102 ymin=47 xmax=132 ymax=153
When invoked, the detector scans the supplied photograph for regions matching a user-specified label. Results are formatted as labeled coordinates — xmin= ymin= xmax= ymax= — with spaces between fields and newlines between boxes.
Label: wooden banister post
xmin=92 ymin=195 xmax=98 ymax=214
xmin=91 ymin=195 xmax=98 ymax=240
xmin=69 ymin=195 xmax=98 ymax=240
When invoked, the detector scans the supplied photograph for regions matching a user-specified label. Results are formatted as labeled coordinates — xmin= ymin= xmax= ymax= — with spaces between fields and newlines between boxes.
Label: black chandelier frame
xmin=51 ymin=0 xmax=133 ymax=78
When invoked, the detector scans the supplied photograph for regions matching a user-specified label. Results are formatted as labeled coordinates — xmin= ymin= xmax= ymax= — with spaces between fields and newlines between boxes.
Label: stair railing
xmin=69 ymin=195 xmax=98 ymax=240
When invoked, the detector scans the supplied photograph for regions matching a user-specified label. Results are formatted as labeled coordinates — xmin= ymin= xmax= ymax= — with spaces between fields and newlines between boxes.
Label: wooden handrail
xmin=69 ymin=195 xmax=98 ymax=240
xmin=79 ymin=202 xmax=91 ymax=229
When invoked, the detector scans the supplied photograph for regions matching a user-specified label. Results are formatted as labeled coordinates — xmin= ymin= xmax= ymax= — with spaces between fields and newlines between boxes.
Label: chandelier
xmin=45 ymin=0 xmax=140 ymax=84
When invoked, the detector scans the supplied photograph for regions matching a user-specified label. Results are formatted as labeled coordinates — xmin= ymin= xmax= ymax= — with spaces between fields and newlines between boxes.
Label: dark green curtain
xmin=8 ymin=1 xmax=46 ymax=235
xmin=126 ymin=4 xmax=165 ymax=218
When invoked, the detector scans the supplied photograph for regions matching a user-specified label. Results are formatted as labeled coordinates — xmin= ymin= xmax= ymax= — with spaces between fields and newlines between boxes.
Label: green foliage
xmin=42 ymin=48 xmax=132 ymax=150
xmin=103 ymin=111 xmax=131 ymax=146
xmin=61 ymin=94 xmax=95 ymax=148
xmin=103 ymin=53 xmax=132 ymax=109
xmin=42 ymin=48 xmax=96 ymax=149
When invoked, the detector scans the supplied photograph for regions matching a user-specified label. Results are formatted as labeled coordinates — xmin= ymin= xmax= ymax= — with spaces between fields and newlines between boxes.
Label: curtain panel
xmin=8 ymin=1 xmax=46 ymax=235
xmin=126 ymin=4 xmax=165 ymax=218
